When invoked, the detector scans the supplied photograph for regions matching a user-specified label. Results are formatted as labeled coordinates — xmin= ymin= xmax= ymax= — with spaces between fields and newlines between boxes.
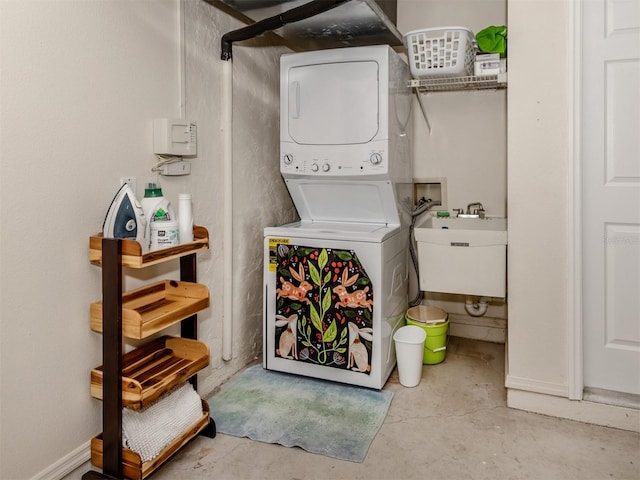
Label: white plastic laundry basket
xmin=404 ymin=26 xmax=476 ymax=78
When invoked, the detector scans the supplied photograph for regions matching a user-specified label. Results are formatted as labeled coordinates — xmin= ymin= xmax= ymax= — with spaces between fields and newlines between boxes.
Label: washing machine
xmin=263 ymin=45 xmax=413 ymax=389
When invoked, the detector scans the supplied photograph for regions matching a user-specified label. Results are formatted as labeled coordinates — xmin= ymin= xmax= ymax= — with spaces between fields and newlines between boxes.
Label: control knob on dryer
xmin=369 ymin=152 xmax=383 ymax=165
xmin=322 ymin=163 xmax=331 ymax=172
xmin=283 ymin=154 xmax=294 ymax=165
xmin=311 ymin=163 xmax=319 ymax=172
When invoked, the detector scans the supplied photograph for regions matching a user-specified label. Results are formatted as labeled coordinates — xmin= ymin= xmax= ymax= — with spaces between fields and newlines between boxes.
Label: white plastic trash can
xmin=393 ymin=325 xmax=427 ymax=387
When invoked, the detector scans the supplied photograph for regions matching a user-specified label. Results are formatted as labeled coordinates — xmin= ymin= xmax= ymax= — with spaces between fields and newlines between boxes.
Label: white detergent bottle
xmin=178 ymin=193 xmax=194 ymax=244
xmin=141 ymin=181 xmax=176 ymax=246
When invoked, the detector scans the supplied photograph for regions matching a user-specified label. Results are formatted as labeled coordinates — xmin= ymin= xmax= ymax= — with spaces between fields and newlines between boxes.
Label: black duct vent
xmin=211 ymin=0 xmax=402 ymax=58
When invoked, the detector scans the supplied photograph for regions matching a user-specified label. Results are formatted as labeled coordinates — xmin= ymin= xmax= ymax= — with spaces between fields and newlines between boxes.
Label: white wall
xmin=398 ymin=0 xmax=578 ymax=408
xmin=0 ymin=0 xmax=621 ymax=477
xmin=182 ymin=0 xmax=296 ymax=396
xmin=506 ymin=0 xmax=570 ymax=395
xmin=397 ymin=0 xmax=508 ymax=337
xmin=501 ymin=0 xmax=637 ymax=432
xmin=398 ymin=0 xmax=508 ymax=216
xmin=0 ymin=1 xmax=294 ymax=478
xmin=0 ymin=2 xmax=182 ymax=477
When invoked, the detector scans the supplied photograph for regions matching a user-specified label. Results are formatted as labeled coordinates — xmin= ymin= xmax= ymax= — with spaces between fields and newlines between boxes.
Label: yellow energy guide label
xmin=268 ymin=238 xmax=290 ymax=272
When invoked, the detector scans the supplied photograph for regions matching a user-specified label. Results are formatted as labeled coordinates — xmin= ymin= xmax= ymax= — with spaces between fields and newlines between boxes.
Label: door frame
xmin=568 ymin=0 xmax=583 ymax=401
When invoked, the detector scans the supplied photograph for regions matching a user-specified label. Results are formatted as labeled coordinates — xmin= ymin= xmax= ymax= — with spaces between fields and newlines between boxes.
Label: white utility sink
xmin=414 ymin=215 xmax=508 ymax=298
xmin=418 ymin=215 xmax=507 ymax=245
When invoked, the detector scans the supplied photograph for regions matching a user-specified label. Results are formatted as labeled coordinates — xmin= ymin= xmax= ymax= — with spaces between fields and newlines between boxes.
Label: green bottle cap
xmin=144 ymin=182 xmax=163 ymax=198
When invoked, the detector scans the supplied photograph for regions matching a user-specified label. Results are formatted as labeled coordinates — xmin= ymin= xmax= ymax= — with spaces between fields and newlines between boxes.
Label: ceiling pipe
xmin=219 ymin=0 xmax=349 ymax=361
xmin=220 ymin=0 xmax=350 ymax=61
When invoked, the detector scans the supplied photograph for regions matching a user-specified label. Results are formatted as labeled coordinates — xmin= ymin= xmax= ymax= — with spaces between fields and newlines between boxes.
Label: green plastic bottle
xmin=141 ymin=182 xmax=175 ymax=222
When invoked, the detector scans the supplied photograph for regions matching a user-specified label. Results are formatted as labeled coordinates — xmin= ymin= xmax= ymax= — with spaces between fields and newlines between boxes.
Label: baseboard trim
xmin=507 ymin=388 xmax=640 ymax=433
xmin=31 ymin=441 xmax=90 ymax=480
xmin=448 ymin=314 xmax=506 ymax=343
xmin=505 ymin=374 xmax=568 ymax=397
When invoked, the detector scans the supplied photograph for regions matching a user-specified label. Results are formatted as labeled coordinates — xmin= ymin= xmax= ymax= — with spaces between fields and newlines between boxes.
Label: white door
xmin=582 ymin=0 xmax=640 ymax=396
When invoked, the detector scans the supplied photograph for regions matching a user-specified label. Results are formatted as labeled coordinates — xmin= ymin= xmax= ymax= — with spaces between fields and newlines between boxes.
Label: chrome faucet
xmin=466 ymin=202 xmax=486 ymax=218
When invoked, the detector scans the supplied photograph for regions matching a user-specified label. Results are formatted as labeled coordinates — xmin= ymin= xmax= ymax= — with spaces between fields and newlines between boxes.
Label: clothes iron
xmin=102 ymin=183 xmax=148 ymax=252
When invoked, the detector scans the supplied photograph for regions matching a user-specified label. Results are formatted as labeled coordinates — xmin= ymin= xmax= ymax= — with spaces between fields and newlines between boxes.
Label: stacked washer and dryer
xmin=263 ymin=45 xmax=413 ymax=389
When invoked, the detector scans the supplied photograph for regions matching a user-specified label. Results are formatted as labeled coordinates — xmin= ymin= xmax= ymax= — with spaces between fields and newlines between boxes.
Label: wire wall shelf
xmin=409 ymin=73 xmax=507 ymax=92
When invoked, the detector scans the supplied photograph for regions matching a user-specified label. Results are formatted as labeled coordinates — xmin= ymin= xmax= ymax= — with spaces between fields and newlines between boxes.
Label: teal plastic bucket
xmin=405 ymin=305 xmax=449 ymax=364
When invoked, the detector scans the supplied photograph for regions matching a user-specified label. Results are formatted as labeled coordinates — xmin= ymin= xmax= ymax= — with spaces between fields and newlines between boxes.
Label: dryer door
xmin=287 ymin=60 xmax=379 ymax=145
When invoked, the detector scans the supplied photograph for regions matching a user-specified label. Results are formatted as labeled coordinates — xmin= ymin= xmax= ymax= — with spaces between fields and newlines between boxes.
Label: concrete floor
xmin=154 ymin=338 xmax=640 ymax=480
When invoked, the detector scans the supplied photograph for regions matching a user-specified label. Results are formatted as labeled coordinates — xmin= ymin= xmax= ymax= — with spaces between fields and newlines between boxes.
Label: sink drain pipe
xmin=465 ymin=297 xmax=490 ymax=317
xmin=219 ymin=0 xmax=349 ymax=361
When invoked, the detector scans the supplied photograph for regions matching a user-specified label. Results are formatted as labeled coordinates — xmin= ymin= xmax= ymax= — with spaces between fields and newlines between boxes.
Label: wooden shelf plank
xmin=90 ymin=400 xmax=211 ymax=480
xmin=89 ymin=226 xmax=209 ymax=268
xmin=90 ymin=280 xmax=209 ymax=339
xmin=90 ymin=337 xmax=209 ymax=409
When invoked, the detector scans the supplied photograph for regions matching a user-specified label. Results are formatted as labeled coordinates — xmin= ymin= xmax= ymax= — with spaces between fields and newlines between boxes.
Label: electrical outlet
xmin=120 ymin=176 xmax=137 ymax=194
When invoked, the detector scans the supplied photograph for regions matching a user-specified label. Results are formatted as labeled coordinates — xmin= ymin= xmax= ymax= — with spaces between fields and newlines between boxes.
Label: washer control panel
xmin=280 ymin=149 xmax=388 ymax=176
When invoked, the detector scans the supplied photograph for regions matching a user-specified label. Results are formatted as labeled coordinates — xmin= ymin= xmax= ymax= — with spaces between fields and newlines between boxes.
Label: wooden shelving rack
xmin=83 ymin=227 xmax=215 ymax=480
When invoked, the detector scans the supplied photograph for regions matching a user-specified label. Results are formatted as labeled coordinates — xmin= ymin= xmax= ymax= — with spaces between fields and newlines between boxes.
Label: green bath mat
xmin=207 ymin=365 xmax=393 ymax=463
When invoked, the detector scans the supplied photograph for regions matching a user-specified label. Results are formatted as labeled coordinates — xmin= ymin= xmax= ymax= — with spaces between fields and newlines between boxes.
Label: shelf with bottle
xmin=83 ymin=226 xmax=215 ymax=480
xmin=89 ymin=226 xmax=209 ymax=268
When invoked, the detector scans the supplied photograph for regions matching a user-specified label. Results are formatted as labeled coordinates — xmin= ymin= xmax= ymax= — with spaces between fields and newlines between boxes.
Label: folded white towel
xmin=122 ymin=382 xmax=203 ymax=463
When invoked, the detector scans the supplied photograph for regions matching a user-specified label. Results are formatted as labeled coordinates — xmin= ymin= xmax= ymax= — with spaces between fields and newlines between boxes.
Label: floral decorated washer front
xmin=274 ymin=244 xmax=374 ymax=375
